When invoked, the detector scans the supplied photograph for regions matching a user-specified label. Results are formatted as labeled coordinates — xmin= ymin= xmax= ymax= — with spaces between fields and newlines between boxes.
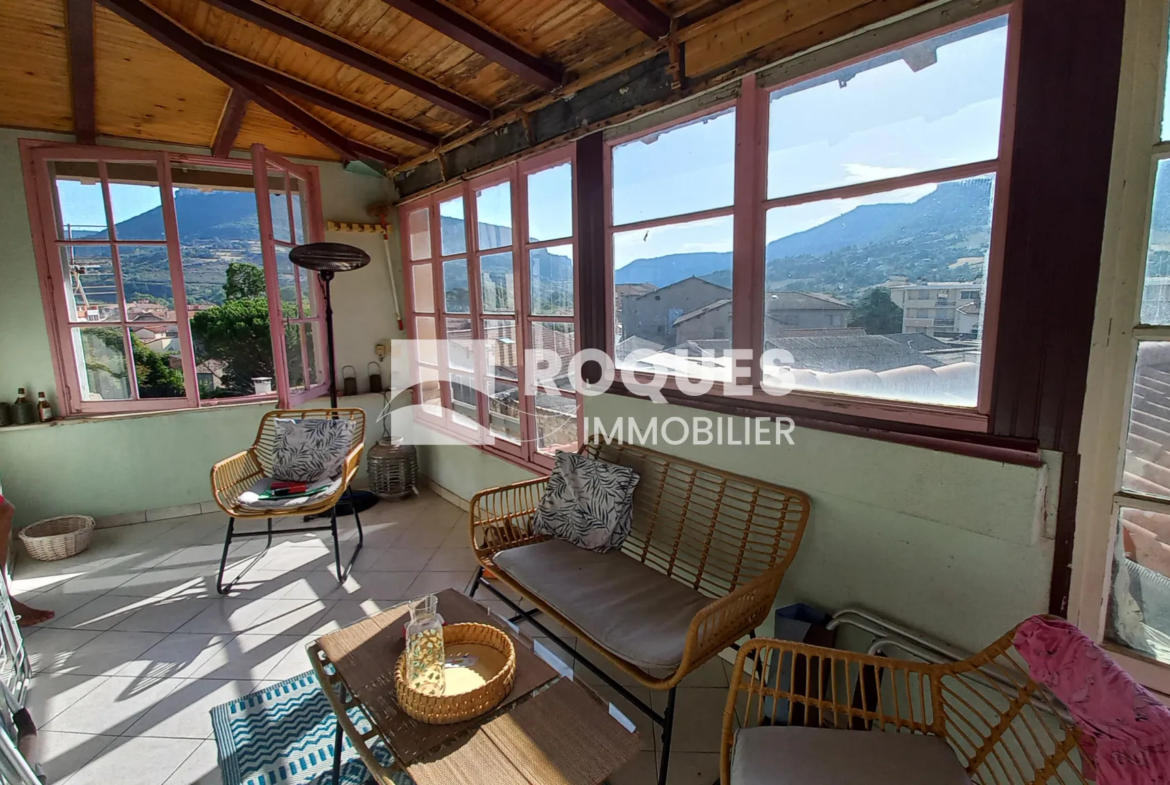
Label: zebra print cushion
xmin=270 ymin=418 xmax=357 ymax=482
xmin=532 ymin=451 xmax=640 ymax=552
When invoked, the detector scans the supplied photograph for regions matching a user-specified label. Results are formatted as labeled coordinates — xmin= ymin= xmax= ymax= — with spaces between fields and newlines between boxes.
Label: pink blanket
xmin=1014 ymin=616 xmax=1170 ymax=784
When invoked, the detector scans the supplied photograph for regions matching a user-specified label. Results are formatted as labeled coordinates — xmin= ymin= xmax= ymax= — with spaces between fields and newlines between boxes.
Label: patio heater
xmin=288 ymin=242 xmax=370 ymax=408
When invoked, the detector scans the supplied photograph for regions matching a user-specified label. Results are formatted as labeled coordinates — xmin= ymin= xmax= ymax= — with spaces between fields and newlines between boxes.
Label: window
xmin=24 ymin=143 xmax=326 ymax=415
xmin=400 ymin=149 xmax=580 ymax=470
xmin=605 ymin=15 xmax=1012 ymax=416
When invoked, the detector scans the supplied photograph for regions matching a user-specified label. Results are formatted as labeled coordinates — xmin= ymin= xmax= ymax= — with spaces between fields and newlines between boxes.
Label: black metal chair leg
xmin=330 ymin=487 xmax=363 ymax=585
xmin=216 ymin=518 xmax=236 ymax=595
xmin=330 ymin=505 xmax=344 ymax=584
xmin=349 ymin=487 xmax=364 ymax=549
xmin=265 ymin=517 xmax=273 ymax=549
xmin=468 ymin=566 xmax=484 ymax=598
xmin=332 ymin=715 xmax=343 ymax=785
xmin=658 ymin=687 xmax=677 ymax=785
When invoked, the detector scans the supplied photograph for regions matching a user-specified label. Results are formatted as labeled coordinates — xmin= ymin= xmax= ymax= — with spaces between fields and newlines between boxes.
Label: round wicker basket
xmin=394 ymin=622 xmax=516 ymax=725
xmin=368 ymin=438 xmax=418 ymax=501
xmin=19 ymin=515 xmax=95 ymax=562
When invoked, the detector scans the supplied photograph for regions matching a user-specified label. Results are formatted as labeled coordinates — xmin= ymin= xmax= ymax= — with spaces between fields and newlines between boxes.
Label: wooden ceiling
xmin=0 ymin=0 xmax=932 ymax=174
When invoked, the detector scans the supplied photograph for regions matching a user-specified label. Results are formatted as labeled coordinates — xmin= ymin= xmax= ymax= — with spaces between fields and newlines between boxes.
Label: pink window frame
xmin=21 ymin=139 xmax=327 ymax=416
xmin=399 ymin=146 xmax=582 ymax=474
xmin=601 ymin=5 xmax=1020 ymax=433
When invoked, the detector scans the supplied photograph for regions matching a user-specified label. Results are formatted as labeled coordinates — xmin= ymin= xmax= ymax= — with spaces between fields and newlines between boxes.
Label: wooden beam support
xmin=220 ymin=53 xmax=440 ymax=148
xmin=199 ymin=0 xmax=490 ymax=123
xmin=66 ymin=0 xmax=97 ymax=144
xmin=211 ymin=89 xmax=249 ymax=157
xmin=594 ymin=0 xmax=670 ymax=39
xmin=96 ymin=0 xmax=398 ymax=167
xmin=379 ymin=0 xmax=563 ymax=89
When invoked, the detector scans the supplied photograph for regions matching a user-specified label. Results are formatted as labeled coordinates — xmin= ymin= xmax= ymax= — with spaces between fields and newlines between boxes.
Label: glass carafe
xmin=405 ymin=594 xmax=445 ymax=696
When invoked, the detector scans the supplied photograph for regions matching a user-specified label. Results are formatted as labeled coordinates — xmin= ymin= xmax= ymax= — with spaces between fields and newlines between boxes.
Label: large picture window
xmin=400 ymin=148 xmax=580 ymax=471
xmin=606 ymin=14 xmax=1012 ymax=418
xmin=23 ymin=142 xmax=328 ymax=415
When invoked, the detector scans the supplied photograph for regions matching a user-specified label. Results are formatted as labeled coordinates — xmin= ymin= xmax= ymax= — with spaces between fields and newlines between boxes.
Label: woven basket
xmin=394 ymin=622 xmax=516 ymax=725
xmin=19 ymin=515 xmax=95 ymax=561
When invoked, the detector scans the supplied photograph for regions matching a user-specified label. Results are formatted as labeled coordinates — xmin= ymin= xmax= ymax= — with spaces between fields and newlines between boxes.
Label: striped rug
xmin=210 ymin=672 xmax=406 ymax=785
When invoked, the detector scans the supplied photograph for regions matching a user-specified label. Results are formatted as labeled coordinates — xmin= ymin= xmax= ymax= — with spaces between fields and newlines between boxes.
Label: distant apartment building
xmin=621 ymin=277 xmax=729 ymax=346
xmin=885 ymin=277 xmax=983 ymax=337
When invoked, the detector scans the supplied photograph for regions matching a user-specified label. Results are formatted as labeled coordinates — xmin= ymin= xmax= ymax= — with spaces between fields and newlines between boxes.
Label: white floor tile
xmin=36 ymin=730 xmax=116 ymax=785
xmin=356 ymin=546 xmax=437 ymax=572
xmin=25 ymin=672 xmax=110 ymax=725
xmin=246 ymin=598 xmax=333 ymax=637
xmin=608 ymin=750 xmax=657 ymax=785
xmin=663 ymin=752 xmax=721 ymax=785
xmin=174 ymin=598 xmax=275 ymax=635
xmin=63 ymin=733 xmax=201 ymax=785
xmin=42 ymin=675 xmax=180 ymax=735
xmin=652 ymin=688 xmax=727 ymax=753
xmin=162 ymin=739 xmax=221 ymax=785
xmin=113 ymin=632 xmax=233 ymax=680
xmin=126 ymin=678 xmax=259 ymax=740
xmin=26 ymin=629 xmax=103 ymax=674
xmin=331 ymin=571 xmax=420 ymax=601
xmin=59 ymin=630 xmax=170 ymax=677
xmin=424 ymin=547 xmax=480 ymax=572
xmin=111 ymin=597 xmax=216 ymax=633
xmin=47 ymin=594 xmax=154 ymax=632
xmin=406 ymin=571 xmax=476 ymax=597
xmin=184 ymin=633 xmax=298 ymax=680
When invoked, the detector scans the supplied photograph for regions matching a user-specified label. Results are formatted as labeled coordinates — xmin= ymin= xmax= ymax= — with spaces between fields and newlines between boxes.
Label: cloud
xmin=842 ymin=163 xmax=918 ymax=182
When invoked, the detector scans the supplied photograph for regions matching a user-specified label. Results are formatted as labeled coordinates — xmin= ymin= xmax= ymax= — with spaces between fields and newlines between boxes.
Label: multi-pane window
xmin=606 ymin=15 xmax=1011 ymax=412
xmin=401 ymin=148 xmax=580 ymax=470
xmin=25 ymin=143 xmax=327 ymax=415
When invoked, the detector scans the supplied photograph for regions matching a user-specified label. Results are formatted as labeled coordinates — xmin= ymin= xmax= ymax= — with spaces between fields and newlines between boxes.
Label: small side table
xmin=309 ymin=588 xmax=640 ymax=785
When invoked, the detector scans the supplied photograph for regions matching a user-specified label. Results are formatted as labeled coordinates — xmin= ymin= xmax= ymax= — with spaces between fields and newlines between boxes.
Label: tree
xmin=850 ymin=289 xmax=904 ymax=335
xmin=81 ymin=327 xmax=185 ymax=398
xmin=189 ymin=296 xmax=277 ymax=395
xmin=223 ymin=262 xmax=267 ymax=301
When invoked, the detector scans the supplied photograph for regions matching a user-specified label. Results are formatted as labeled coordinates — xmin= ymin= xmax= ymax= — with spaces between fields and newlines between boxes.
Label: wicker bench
xmin=467 ymin=439 xmax=810 ymax=785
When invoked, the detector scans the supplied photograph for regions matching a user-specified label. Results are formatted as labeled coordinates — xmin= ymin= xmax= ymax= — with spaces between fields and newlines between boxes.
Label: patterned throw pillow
xmin=532 ymin=452 xmax=640 ymax=552
xmin=270 ymin=418 xmax=357 ymax=483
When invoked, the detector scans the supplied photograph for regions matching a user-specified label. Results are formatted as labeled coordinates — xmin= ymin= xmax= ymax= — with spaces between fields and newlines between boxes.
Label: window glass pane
xmin=1163 ymin=18 xmax=1170 ymax=141
xmin=1124 ymin=342 xmax=1170 ymax=498
xmin=72 ymin=326 xmax=132 ymax=401
xmin=298 ymin=266 xmax=317 ymax=318
xmin=527 ymin=163 xmax=573 ymax=241
xmin=59 ymin=245 xmax=118 ymax=322
xmin=477 ymin=182 xmax=512 ymax=250
xmin=486 ymin=378 xmax=521 ymax=443
xmin=535 ymin=392 xmax=579 ymax=455
xmin=417 ymin=364 xmax=442 ymax=415
xmin=172 ymin=182 xmax=276 ymax=400
xmin=291 ymin=179 xmax=307 ymax=245
xmin=446 ymin=317 xmax=474 ymax=371
xmin=412 ymin=263 xmax=435 ymax=313
xmin=408 ymin=208 xmax=431 ymax=261
xmin=480 ymin=252 xmax=515 ymax=313
xmin=612 ymin=108 xmax=736 ymax=226
xmin=531 ymin=322 xmax=576 ymax=391
xmin=612 ymin=215 xmax=733 ymax=363
xmin=109 ymin=178 xmax=165 ymax=241
xmin=52 ymin=163 xmax=107 ymax=239
xmin=767 ymin=17 xmax=1007 ymax=200
xmin=276 ymin=245 xmax=299 ymax=316
xmin=129 ymin=325 xmax=186 ymax=398
xmin=304 ymin=322 xmax=323 ymax=387
xmin=118 ymin=245 xmax=173 ymax=320
xmin=530 ymin=245 xmax=573 ymax=316
xmin=1142 ymin=159 xmax=1170 ymax=324
xmin=762 ymin=174 xmax=993 ymax=407
xmin=415 ymin=317 xmax=437 ymax=364
xmin=443 ymin=259 xmax=470 ymax=313
xmin=450 ymin=372 xmax=478 ymax=423
xmin=1109 ymin=508 xmax=1170 ymax=665
xmin=484 ymin=319 xmax=517 ymax=379
xmin=285 ymin=322 xmax=307 ymax=392
xmin=268 ymin=171 xmax=291 ymax=243
xmin=440 ymin=196 xmax=467 ymax=256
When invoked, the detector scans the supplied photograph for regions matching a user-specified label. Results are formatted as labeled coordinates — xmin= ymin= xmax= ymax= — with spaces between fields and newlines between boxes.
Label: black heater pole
xmin=320 ymin=269 xmax=338 ymax=409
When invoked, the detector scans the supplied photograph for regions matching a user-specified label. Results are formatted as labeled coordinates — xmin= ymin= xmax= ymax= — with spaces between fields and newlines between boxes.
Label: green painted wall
xmin=0 ymin=130 xmax=405 ymax=525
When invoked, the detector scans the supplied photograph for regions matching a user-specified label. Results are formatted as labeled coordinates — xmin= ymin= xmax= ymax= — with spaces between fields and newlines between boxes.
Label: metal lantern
xmin=367 ymin=437 xmax=418 ymax=500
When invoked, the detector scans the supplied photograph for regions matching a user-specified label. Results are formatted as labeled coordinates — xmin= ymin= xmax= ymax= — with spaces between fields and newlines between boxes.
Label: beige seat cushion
xmin=731 ymin=726 xmax=971 ymax=785
xmin=492 ymin=539 xmax=713 ymax=672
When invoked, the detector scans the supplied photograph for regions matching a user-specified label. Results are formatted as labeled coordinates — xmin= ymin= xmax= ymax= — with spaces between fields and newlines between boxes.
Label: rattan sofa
xmin=721 ymin=625 xmax=1086 ymax=785
xmin=468 ymin=439 xmax=811 ymax=785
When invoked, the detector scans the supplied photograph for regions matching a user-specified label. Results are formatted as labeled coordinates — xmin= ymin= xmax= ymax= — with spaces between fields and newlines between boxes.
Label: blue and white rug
xmin=210 ymin=671 xmax=409 ymax=785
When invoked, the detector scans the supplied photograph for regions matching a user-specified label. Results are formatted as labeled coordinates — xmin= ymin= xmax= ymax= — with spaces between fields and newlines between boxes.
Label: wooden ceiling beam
xmin=95 ymin=0 xmax=398 ymax=167
xmin=211 ymin=88 xmax=249 ymax=156
xmin=66 ymin=0 xmax=97 ymax=144
xmin=379 ymin=0 xmax=563 ymax=90
xmin=199 ymin=0 xmax=490 ymax=123
xmin=220 ymin=52 xmax=440 ymax=148
xmin=595 ymin=0 xmax=670 ymax=39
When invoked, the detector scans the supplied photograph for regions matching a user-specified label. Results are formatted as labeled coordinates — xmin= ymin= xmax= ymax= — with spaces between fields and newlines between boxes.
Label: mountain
xmin=615 ymin=178 xmax=995 ymax=298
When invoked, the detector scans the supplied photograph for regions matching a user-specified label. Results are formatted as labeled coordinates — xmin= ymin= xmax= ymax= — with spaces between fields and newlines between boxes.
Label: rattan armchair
xmin=721 ymin=624 xmax=1087 ymax=785
xmin=467 ymin=438 xmax=810 ymax=785
xmin=210 ymin=408 xmax=366 ymax=594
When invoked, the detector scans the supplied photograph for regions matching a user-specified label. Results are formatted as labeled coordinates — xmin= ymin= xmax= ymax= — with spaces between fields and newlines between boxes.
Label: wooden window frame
xmin=21 ymin=140 xmax=327 ymax=416
xmin=599 ymin=7 xmax=1019 ymax=435
xmin=399 ymin=146 xmax=582 ymax=474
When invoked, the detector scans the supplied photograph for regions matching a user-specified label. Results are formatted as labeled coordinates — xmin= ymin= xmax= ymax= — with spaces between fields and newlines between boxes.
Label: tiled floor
xmin=12 ymin=489 xmax=730 ymax=785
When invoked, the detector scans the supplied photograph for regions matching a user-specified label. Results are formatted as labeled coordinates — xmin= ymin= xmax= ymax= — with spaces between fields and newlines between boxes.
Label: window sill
xmin=0 ymin=397 xmax=277 ymax=433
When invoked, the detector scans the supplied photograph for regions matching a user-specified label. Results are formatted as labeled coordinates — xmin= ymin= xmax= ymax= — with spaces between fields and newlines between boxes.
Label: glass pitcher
xmin=404 ymin=594 xmax=445 ymax=696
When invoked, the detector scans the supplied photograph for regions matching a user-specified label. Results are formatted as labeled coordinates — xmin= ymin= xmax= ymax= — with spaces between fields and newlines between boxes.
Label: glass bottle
xmin=36 ymin=393 xmax=52 ymax=423
xmin=404 ymin=594 xmax=445 ymax=696
xmin=13 ymin=388 xmax=27 ymax=405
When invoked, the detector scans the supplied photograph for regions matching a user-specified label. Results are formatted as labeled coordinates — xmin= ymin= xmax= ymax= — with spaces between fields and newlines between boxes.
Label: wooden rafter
xmin=379 ymin=0 xmax=563 ymax=90
xmin=66 ymin=0 xmax=97 ymax=144
xmin=595 ymin=0 xmax=671 ymax=39
xmin=219 ymin=52 xmax=440 ymax=149
xmin=211 ymin=88 xmax=249 ymax=156
xmin=199 ymin=0 xmax=490 ymax=123
xmin=95 ymin=0 xmax=398 ymax=167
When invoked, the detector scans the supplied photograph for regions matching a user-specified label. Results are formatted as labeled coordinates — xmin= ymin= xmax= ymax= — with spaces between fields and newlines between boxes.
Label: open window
xmin=23 ymin=141 xmax=327 ymax=415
